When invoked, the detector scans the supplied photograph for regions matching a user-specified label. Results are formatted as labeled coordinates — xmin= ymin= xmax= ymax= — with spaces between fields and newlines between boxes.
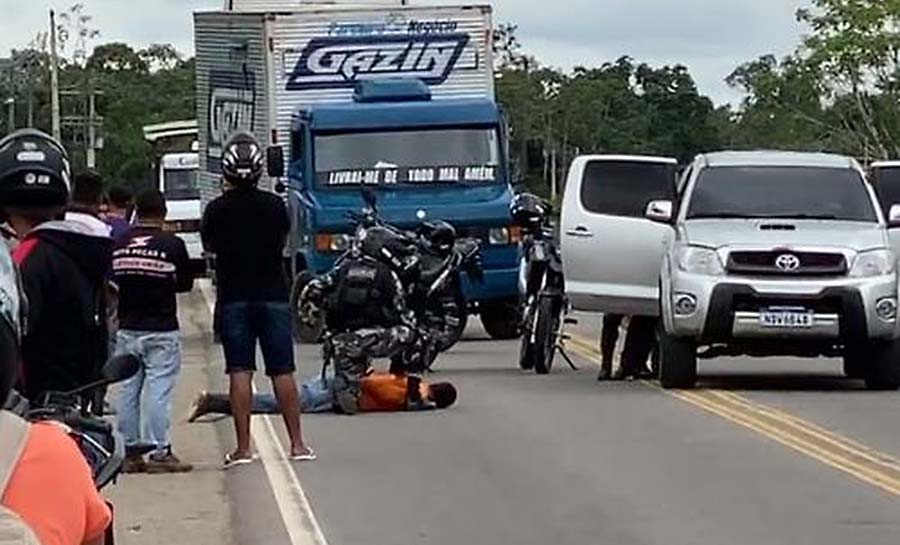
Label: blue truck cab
xmin=285 ymin=79 xmax=521 ymax=339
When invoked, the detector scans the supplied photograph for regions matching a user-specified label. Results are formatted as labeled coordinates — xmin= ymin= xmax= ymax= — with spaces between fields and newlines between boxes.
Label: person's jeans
xmin=115 ymin=330 xmax=183 ymax=457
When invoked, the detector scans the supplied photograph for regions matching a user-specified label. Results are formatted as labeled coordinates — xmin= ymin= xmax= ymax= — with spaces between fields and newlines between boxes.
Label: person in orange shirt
xmin=0 ymin=241 xmax=111 ymax=545
xmin=188 ymin=370 xmax=458 ymax=420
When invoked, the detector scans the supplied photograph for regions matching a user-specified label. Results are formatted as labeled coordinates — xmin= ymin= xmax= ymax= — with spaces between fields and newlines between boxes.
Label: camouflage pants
xmin=328 ymin=326 xmax=417 ymax=414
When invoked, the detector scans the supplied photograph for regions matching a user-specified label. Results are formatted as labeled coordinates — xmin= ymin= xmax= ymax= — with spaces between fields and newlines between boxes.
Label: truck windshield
xmin=687 ymin=166 xmax=878 ymax=222
xmin=164 ymin=169 xmax=200 ymax=201
xmin=314 ymin=128 xmax=501 ymax=187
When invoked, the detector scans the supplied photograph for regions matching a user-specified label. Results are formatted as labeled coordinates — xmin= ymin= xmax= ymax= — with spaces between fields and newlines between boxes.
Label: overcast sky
xmin=0 ymin=0 xmax=808 ymax=105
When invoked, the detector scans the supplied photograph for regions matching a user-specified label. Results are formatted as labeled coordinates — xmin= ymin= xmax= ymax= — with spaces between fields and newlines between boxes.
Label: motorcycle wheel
xmin=533 ymin=296 xmax=560 ymax=375
xmin=518 ymin=302 xmax=536 ymax=370
xmin=435 ymin=287 xmax=468 ymax=352
xmin=290 ymin=271 xmax=324 ymax=344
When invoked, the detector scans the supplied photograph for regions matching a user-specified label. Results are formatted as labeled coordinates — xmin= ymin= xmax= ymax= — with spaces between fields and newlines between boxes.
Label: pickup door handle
xmin=565 ymin=225 xmax=594 ymax=238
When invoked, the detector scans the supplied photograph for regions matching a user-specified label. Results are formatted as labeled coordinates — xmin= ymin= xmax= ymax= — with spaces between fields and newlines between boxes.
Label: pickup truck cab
xmin=562 ymin=151 xmax=900 ymax=391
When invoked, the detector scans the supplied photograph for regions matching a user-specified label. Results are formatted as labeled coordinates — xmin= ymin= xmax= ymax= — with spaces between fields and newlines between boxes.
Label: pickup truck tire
xmin=290 ymin=271 xmax=324 ymax=344
xmin=863 ymin=340 xmax=900 ymax=391
xmin=481 ymin=300 xmax=522 ymax=340
xmin=658 ymin=329 xmax=697 ymax=389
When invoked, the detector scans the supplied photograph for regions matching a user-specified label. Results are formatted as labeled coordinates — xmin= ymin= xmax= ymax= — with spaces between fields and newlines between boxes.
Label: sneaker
xmin=187 ymin=391 xmax=211 ymax=423
xmin=145 ymin=449 xmax=194 ymax=474
xmin=122 ymin=455 xmax=147 ymax=474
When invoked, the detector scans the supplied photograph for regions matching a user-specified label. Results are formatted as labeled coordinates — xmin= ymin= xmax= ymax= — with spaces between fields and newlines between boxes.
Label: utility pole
xmin=50 ymin=9 xmax=61 ymax=141
xmin=86 ymin=89 xmax=96 ymax=168
xmin=5 ymin=98 xmax=14 ymax=134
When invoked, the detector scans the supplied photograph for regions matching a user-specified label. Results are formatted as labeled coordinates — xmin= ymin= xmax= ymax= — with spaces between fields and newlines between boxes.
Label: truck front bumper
xmin=665 ymin=272 xmax=899 ymax=343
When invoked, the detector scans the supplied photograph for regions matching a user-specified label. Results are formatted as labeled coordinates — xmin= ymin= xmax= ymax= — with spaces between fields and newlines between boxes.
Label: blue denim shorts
xmin=220 ymin=301 xmax=295 ymax=377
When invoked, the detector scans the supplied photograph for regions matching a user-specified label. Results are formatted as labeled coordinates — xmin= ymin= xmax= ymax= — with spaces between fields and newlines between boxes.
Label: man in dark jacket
xmin=0 ymin=130 xmax=114 ymax=401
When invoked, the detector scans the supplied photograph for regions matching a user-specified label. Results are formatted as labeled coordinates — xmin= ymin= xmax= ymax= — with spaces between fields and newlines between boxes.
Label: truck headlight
xmin=676 ymin=245 xmax=724 ymax=276
xmin=850 ymin=249 xmax=896 ymax=278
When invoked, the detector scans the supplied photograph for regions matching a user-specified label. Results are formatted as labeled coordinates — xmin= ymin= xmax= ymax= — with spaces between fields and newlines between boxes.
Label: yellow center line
xmin=565 ymin=332 xmax=900 ymax=498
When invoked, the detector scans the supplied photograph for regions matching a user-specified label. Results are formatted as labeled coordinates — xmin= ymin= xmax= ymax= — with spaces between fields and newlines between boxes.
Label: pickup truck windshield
xmin=314 ymin=128 xmax=500 ymax=187
xmin=164 ymin=169 xmax=200 ymax=201
xmin=687 ymin=166 xmax=877 ymax=222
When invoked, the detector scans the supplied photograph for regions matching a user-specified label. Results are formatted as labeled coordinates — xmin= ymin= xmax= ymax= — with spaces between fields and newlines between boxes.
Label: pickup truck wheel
xmin=290 ymin=271 xmax=324 ymax=344
xmin=658 ymin=329 xmax=697 ymax=389
xmin=863 ymin=340 xmax=900 ymax=391
xmin=481 ymin=300 xmax=522 ymax=340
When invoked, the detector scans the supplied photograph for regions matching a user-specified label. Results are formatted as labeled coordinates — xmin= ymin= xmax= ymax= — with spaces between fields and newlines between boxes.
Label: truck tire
xmin=290 ymin=271 xmax=324 ymax=344
xmin=658 ymin=329 xmax=697 ymax=389
xmin=480 ymin=299 xmax=522 ymax=340
xmin=864 ymin=340 xmax=900 ymax=391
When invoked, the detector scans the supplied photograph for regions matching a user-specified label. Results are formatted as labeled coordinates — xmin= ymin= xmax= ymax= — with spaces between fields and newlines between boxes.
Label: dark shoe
xmin=596 ymin=367 xmax=613 ymax=381
xmin=146 ymin=449 xmax=194 ymax=474
xmin=610 ymin=368 xmax=629 ymax=381
xmin=187 ymin=391 xmax=212 ymax=423
xmin=635 ymin=367 xmax=656 ymax=380
xmin=122 ymin=455 xmax=147 ymax=474
xmin=335 ymin=390 xmax=359 ymax=415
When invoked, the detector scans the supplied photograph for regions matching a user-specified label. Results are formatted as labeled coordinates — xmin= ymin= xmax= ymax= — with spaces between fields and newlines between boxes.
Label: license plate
xmin=759 ymin=308 xmax=814 ymax=328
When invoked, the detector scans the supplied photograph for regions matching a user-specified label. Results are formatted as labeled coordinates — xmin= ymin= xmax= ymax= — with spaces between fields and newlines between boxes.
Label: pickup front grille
xmin=727 ymin=251 xmax=847 ymax=276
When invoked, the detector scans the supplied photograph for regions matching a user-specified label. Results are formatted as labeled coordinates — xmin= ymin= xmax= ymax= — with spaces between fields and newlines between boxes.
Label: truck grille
xmin=727 ymin=251 xmax=847 ymax=276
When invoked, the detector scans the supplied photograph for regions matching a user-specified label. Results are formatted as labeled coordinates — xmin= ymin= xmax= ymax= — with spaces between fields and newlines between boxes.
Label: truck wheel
xmin=658 ymin=329 xmax=697 ymax=389
xmin=290 ymin=271 xmax=324 ymax=344
xmin=480 ymin=300 xmax=522 ymax=340
xmin=864 ymin=340 xmax=900 ymax=391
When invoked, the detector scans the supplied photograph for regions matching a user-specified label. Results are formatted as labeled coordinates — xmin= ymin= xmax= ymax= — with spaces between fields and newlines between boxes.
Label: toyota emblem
xmin=775 ymin=253 xmax=801 ymax=272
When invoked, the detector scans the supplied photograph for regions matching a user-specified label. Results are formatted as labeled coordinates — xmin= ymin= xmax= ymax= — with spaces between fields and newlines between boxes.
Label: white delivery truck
xmin=158 ymin=152 xmax=204 ymax=264
xmin=195 ymin=1 xmax=524 ymax=339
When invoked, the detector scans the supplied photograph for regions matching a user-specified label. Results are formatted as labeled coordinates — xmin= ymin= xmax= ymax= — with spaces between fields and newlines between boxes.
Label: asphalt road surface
xmin=109 ymin=291 xmax=900 ymax=545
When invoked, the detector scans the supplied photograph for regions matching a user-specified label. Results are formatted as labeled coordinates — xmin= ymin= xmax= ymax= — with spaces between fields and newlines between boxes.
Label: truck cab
xmin=286 ymin=79 xmax=521 ymax=338
xmin=158 ymin=152 xmax=204 ymax=265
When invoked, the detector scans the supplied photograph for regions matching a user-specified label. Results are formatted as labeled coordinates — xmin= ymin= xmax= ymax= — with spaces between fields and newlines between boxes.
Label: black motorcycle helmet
xmin=0 ymin=243 xmax=24 ymax=408
xmin=423 ymin=221 xmax=457 ymax=253
xmin=510 ymin=193 xmax=547 ymax=231
xmin=0 ymin=129 xmax=71 ymax=207
xmin=221 ymin=131 xmax=264 ymax=187
xmin=360 ymin=226 xmax=417 ymax=274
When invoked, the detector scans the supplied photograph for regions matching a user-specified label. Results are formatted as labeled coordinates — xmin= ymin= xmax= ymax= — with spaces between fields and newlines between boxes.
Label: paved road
xmin=110 ymin=293 xmax=900 ymax=545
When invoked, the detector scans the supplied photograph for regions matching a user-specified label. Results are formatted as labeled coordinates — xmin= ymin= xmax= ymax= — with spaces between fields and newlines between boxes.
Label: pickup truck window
xmin=871 ymin=167 xmax=900 ymax=218
xmin=314 ymin=128 xmax=500 ymax=186
xmin=687 ymin=166 xmax=877 ymax=222
xmin=579 ymin=160 xmax=675 ymax=217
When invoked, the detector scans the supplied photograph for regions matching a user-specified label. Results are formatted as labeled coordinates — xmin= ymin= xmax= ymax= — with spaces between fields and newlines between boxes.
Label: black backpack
xmin=327 ymin=257 xmax=399 ymax=331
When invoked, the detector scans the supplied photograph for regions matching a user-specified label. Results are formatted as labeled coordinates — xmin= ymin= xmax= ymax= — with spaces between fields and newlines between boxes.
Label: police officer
xmin=301 ymin=226 xmax=437 ymax=415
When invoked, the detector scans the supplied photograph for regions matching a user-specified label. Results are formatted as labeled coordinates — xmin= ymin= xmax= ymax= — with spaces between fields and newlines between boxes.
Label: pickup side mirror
xmin=267 ymin=146 xmax=285 ymax=178
xmin=645 ymin=200 xmax=674 ymax=223
xmin=889 ymin=204 xmax=900 ymax=227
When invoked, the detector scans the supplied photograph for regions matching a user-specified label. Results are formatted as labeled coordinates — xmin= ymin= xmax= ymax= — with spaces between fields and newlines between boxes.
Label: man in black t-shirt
xmin=202 ymin=132 xmax=312 ymax=468
xmin=113 ymin=190 xmax=194 ymax=474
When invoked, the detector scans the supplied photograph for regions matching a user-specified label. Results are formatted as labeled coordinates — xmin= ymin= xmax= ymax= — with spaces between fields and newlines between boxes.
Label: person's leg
xmin=621 ymin=316 xmax=657 ymax=377
xmin=115 ymin=330 xmax=145 ymax=471
xmin=258 ymin=301 xmax=309 ymax=457
xmin=598 ymin=314 xmax=623 ymax=380
xmin=220 ymin=302 xmax=257 ymax=461
xmin=143 ymin=331 xmax=192 ymax=473
xmin=331 ymin=331 xmax=375 ymax=415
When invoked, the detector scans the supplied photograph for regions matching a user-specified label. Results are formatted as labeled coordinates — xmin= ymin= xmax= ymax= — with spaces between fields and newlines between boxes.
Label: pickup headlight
xmin=676 ymin=245 xmax=724 ymax=276
xmin=850 ymin=249 xmax=896 ymax=278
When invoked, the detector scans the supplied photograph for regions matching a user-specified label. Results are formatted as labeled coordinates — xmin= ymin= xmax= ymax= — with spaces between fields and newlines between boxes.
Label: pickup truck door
xmin=560 ymin=155 xmax=678 ymax=316
xmin=868 ymin=164 xmax=900 ymax=260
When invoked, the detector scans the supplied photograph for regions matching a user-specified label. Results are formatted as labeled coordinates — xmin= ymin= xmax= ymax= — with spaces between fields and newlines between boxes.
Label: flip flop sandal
xmin=223 ymin=452 xmax=257 ymax=469
xmin=291 ymin=448 xmax=317 ymax=462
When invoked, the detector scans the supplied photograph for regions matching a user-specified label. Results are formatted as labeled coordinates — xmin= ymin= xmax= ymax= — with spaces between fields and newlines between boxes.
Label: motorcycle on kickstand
xmin=512 ymin=194 xmax=577 ymax=375
xmin=21 ymin=354 xmax=145 ymax=545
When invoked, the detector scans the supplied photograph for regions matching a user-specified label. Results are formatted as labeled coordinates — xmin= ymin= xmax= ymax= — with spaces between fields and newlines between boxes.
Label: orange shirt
xmin=2 ymin=422 xmax=112 ymax=545
xmin=358 ymin=372 xmax=429 ymax=412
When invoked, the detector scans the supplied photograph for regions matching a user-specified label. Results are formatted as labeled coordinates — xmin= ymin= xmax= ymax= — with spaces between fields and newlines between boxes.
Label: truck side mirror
xmin=645 ymin=200 xmax=674 ymax=224
xmin=267 ymin=146 xmax=285 ymax=178
xmin=889 ymin=204 xmax=900 ymax=228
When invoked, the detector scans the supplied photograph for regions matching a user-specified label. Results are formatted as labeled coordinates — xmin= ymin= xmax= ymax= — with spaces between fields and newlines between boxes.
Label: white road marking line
xmin=198 ymin=280 xmax=329 ymax=545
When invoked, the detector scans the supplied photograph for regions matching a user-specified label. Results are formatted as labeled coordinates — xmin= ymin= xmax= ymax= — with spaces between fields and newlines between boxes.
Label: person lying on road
xmin=187 ymin=369 xmax=458 ymax=420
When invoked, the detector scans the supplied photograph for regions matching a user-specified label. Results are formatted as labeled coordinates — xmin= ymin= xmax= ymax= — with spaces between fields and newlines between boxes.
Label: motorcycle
xmin=24 ymin=354 xmax=144 ymax=545
xmin=295 ymin=188 xmax=483 ymax=359
xmin=513 ymin=194 xmax=577 ymax=375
